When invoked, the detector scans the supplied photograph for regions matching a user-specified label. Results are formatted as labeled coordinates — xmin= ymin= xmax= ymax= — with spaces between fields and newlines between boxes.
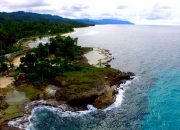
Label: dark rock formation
xmin=55 ymin=71 xmax=134 ymax=109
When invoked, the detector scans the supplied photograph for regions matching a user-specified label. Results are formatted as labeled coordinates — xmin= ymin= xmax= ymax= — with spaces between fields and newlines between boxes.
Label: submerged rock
xmin=45 ymin=85 xmax=60 ymax=99
xmin=0 ymin=94 xmax=9 ymax=109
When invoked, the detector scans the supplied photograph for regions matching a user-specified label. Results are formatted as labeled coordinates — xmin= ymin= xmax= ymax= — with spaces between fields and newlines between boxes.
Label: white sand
xmin=29 ymin=37 xmax=51 ymax=48
xmin=84 ymin=48 xmax=113 ymax=67
xmin=28 ymin=30 xmax=78 ymax=48
xmin=12 ymin=55 xmax=25 ymax=67
xmin=0 ymin=77 xmax=14 ymax=88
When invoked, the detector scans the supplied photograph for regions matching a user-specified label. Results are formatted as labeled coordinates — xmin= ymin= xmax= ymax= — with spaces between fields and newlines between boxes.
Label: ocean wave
xmin=8 ymin=76 xmax=138 ymax=130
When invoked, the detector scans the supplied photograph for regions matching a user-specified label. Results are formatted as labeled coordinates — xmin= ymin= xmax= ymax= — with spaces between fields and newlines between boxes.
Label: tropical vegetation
xmin=15 ymin=35 xmax=81 ymax=86
xmin=0 ymin=11 xmax=89 ymax=55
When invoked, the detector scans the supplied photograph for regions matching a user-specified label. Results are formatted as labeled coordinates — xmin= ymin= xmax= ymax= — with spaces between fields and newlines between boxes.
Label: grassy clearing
xmin=0 ymin=104 xmax=24 ymax=124
xmin=62 ymin=64 xmax=116 ymax=93
xmin=16 ymin=85 xmax=42 ymax=101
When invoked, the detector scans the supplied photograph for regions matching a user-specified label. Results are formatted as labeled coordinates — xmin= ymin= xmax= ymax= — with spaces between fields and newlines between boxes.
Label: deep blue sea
xmin=28 ymin=25 xmax=180 ymax=130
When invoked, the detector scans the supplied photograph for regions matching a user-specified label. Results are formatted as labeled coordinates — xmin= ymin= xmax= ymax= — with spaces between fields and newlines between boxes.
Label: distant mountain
xmin=75 ymin=19 xmax=134 ymax=25
xmin=0 ymin=11 xmax=133 ymax=25
xmin=0 ymin=11 xmax=92 ymax=26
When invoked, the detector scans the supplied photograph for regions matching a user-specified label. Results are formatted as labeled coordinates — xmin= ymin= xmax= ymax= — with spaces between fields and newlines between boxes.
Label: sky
xmin=1 ymin=0 xmax=180 ymax=25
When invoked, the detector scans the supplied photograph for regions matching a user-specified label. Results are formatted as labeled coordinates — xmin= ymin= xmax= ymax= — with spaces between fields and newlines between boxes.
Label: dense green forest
xmin=0 ymin=11 xmax=90 ymax=55
xmin=16 ymin=35 xmax=81 ymax=86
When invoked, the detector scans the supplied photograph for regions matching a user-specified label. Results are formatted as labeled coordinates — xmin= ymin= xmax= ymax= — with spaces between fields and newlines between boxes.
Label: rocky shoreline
xmin=0 ymin=33 xmax=134 ymax=130
xmin=84 ymin=47 xmax=114 ymax=68
xmin=0 ymin=47 xmax=134 ymax=130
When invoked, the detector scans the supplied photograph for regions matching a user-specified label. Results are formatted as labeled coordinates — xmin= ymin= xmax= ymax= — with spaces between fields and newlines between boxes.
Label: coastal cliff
xmin=0 ymin=36 xmax=134 ymax=129
xmin=12 ymin=47 xmax=134 ymax=109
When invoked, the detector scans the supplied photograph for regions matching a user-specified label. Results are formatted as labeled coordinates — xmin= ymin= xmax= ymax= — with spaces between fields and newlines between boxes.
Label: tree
xmin=0 ymin=12 xmax=87 ymax=55
xmin=20 ymin=53 xmax=37 ymax=69
xmin=0 ymin=29 xmax=8 ymax=49
xmin=0 ymin=62 xmax=8 ymax=72
xmin=15 ymin=35 xmax=81 ymax=86
xmin=35 ymin=59 xmax=53 ymax=81
xmin=36 ymin=43 xmax=49 ymax=58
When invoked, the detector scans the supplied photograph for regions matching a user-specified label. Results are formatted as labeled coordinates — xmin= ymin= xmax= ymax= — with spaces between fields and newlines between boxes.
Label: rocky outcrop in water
xmin=55 ymin=71 xmax=134 ymax=109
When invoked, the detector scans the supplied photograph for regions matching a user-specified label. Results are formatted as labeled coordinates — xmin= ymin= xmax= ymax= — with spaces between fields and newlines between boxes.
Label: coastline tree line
xmin=0 ymin=11 xmax=89 ymax=55
xmin=16 ymin=35 xmax=81 ymax=86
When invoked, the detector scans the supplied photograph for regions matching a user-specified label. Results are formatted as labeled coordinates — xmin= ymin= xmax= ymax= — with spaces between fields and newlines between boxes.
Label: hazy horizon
xmin=1 ymin=0 xmax=180 ymax=26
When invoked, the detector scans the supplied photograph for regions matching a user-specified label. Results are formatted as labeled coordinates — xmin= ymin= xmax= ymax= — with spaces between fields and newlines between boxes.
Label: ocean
xmin=27 ymin=25 xmax=180 ymax=130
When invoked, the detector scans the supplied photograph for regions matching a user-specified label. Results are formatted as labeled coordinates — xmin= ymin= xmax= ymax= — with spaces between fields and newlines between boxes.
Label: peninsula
xmin=0 ymin=12 xmax=134 ymax=129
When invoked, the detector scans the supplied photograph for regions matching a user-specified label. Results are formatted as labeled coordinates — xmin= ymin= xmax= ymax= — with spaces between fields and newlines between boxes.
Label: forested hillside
xmin=0 ymin=11 xmax=90 ymax=55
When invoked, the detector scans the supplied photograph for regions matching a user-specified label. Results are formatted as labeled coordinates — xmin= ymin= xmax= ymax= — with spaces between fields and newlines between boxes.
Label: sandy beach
xmin=61 ymin=28 xmax=78 ymax=36
xmin=84 ymin=47 xmax=113 ymax=67
xmin=0 ymin=77 xmax=14 ymax=88
xmin=12 ymin=55 xmax=25 ymax=67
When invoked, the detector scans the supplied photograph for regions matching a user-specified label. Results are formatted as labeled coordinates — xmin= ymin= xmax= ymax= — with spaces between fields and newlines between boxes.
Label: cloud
xmin=146 ymin=13 xmax=171 ymax=20
xmin=144 ymin=4 xmax=173 ymax=20
xmin=56 ymin=4 xmax=89 ymax=18
xmin=71 ymin=5 xmax=89 ymax=12
xmin=152 ymin=4 xmax=172 ymax=11
xmin=0 ymin=0 xmax=8 ymax=8
xmin=4 ymin=0 xmax=49 ymax=9
xmin=1 ymin=0 xmax=180 ymax=25
xmin=79 ymin=13 xmax=92 ymax=19
xmin=60 ymin=5 xmax=89 ymax=13
xmin=117 ymin=5 xmax=127 ymax=10
xmin=157 ymin=6 xmax=172 ymax=10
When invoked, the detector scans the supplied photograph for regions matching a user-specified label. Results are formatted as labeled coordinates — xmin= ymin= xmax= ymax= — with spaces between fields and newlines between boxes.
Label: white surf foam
xmin=8 ymin=76 xmax=138 ymax=130
xmin=104 ymin=80 xmax=133 ymax=111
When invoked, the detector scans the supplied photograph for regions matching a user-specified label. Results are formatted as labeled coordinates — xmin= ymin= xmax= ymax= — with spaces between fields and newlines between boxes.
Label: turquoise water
xmin=142 ymin=69 xmax=180 ymax=130
xmin=28 ymin=25 xmax=180 ymax=130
